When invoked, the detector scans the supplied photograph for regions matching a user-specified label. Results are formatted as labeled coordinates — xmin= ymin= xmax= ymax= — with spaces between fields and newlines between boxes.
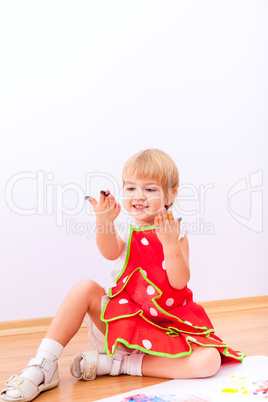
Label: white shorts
xmin=84 ymin=291 xmax=110 ymax=350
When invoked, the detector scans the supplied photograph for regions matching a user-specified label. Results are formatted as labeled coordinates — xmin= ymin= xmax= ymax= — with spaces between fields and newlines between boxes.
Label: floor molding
xmin=1 ymin=295 xmax=267 ymax=337
xmin=199 ymin=295 xmax=268 ymax=315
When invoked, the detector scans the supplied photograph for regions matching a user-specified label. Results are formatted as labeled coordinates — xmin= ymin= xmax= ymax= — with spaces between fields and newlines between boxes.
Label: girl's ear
xmin=165 ymin=188 xmax=178 ymax=208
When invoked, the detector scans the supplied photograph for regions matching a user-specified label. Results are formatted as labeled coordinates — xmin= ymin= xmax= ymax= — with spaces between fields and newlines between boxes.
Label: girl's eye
xmin=126 ymin=187 xmax=135 ymax=191
xmin=146 ymin=188 xmax=156 ymax=192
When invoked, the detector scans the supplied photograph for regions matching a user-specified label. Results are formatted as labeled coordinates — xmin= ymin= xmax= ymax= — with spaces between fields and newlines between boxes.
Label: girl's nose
xmin=133 ymin=189 xmax=146 ymax=199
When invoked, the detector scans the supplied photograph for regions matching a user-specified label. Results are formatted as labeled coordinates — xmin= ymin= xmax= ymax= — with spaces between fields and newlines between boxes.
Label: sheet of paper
xmin=95 ymin=355 xmax=268 ymax=401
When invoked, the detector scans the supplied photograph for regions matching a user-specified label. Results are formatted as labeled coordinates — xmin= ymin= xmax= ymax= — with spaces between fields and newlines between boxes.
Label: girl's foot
xmin=70 ymin=348 xmax=144 ymax=380
xmin=0 ymin=338 xmax=63 ymax=401
xmin=0 ymin=359 xmax=59 ymax=401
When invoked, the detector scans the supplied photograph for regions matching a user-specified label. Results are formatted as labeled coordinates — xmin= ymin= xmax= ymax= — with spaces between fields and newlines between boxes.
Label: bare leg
xmin=2 ymin=280 xmax=105 ymax=401
xmin=46 ymin=279 xmax=106 ymax=346
xmin=142 ymin=346 xmax=221 ymax=379
xmin=47 ymin=283 xmax=221 ymax=379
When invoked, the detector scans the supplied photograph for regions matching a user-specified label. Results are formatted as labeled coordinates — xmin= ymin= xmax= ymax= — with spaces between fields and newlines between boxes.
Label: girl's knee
xmin=198 ymin=348 xmax=221 ymax=378
xmin=73 ymin=279 xmax=98 ymax=290
xmin=69 ymin=279 xmax=103 ymax=300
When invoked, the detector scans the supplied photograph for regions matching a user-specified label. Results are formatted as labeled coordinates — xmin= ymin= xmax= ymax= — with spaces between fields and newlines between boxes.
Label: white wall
xmin=0 ymin=0 xmax=267 ymax=322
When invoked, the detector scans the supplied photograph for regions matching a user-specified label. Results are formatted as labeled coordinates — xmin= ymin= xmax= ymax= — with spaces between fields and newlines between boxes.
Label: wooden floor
xmin=0 ymin=307 xmax=268 ymax=401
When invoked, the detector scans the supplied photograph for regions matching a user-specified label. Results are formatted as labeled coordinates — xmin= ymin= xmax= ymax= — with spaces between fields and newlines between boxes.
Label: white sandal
xmin=70 ymin=349 xmax=124 ymax=381
xmin=0 ymin=358 xmax=59 ymax=402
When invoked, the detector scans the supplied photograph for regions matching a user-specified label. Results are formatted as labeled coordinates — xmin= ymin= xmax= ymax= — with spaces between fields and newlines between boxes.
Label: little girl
xmin=0 ymin=149 xmax=244 ymax=401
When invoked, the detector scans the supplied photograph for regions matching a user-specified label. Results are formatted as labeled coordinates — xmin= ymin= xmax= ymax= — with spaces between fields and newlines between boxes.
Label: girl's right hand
xmin=85 ymin=190 xmax=121 ymax=222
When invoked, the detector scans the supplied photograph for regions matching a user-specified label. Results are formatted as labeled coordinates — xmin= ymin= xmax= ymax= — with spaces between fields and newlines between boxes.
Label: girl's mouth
xmin=132 ymin=205 xmax=148 ymax=210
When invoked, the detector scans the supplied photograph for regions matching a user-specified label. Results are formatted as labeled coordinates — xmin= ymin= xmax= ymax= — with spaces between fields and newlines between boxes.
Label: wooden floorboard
xmin=0 ymin=307 xmax=267 ymax=401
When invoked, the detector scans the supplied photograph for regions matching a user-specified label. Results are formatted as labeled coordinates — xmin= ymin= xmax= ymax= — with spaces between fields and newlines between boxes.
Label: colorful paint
xmin=120 ymin=394 xmax=209 ymax=402
xmin=252 ymin=379 xmax=268 ymax=397
xmin=221 ymin=376 xmax=268 ymax=398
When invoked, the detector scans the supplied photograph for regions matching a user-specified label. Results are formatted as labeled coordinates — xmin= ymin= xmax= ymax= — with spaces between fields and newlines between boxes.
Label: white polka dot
xmin=119 ymin=299 xmax=128 ymax=304
xmin=122 ymin=276 xmax=128 ymax=283
xmin=182 ymin=299 xmax=187 ymax=306
xmin=147 ymin=285 xmax=155 ymax=295
xmin=184 ymin=321 xmax=192 ymax=326
xmin=188 ymin=336 xmax=197 ymax=342
xmin=142 ymin=339 xmax=152 ymax=350
xmin=162 ymin=260 xmax=166 ymax=270
xmin=150 ymin=308 xmax=158 ymax=316
xmin=142 ymin=270 xmax=147 ymax=277
xmin=141 ymin=237 xmax=149 ymax=246
xmin=166 ymin=298 xmax=174 ymax=306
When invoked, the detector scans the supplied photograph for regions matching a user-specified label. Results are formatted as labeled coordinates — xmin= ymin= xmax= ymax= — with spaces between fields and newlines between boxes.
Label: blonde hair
xmin=122 ymin=149 xmax=179 ymax=206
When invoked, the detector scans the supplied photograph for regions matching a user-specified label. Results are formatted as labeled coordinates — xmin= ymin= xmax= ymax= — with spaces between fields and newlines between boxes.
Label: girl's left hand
xmin=154 ymin=208 xmax=180 ymax=247
xmin=85 ymin=190 xmax=121 ymax=223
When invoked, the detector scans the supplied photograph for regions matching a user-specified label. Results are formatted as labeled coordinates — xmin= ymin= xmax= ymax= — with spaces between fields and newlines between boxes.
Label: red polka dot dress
xmin=101 ymin=225 xmax=245 ymax=363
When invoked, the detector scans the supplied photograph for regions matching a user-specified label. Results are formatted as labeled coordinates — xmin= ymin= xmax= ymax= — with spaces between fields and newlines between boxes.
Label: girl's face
xmin=123 ymin=176 xmax=173 ymax=227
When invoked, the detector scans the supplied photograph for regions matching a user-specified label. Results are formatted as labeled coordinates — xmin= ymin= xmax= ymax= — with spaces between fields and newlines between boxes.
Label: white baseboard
xmin=1 ymin=295 xmax=267 ymax=337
